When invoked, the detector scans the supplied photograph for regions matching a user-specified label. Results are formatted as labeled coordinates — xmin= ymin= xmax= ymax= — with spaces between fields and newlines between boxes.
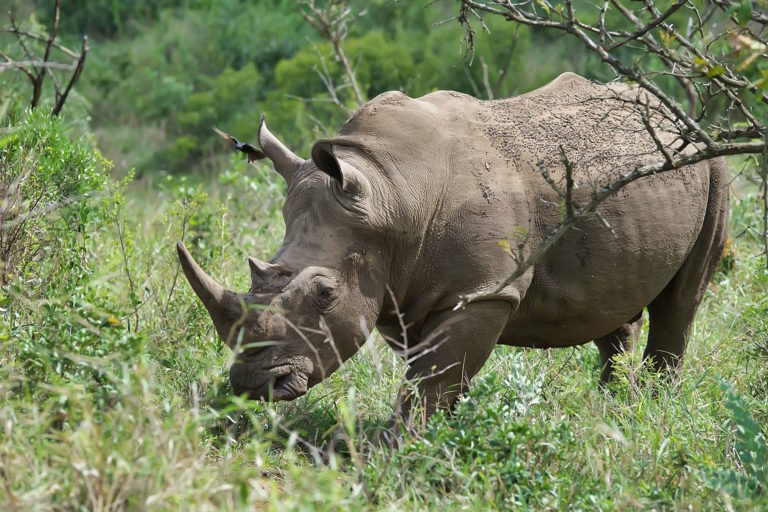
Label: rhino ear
xmin=311 ymin=140 xmax=371 ymax=199
xmin=311 ymin=140 xmax=342 ymax=182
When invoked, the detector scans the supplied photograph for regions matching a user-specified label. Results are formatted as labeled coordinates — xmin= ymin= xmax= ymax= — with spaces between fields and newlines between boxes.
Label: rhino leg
xmin=393 ymin=301 xmax=511 ymax=429
xmin=644 ymin=159 xmax=728 ymax=374
xmin=595 ymin=311 xmax=643 ymax=384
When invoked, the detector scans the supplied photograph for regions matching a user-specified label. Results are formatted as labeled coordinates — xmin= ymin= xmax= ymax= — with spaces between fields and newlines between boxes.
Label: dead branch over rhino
xmin=178 ymin=73 xmax=728 ymax=425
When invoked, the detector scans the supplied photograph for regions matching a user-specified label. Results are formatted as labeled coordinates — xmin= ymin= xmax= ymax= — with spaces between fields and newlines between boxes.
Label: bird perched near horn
xmin=212 ymin=126 xmax=265 ymax=163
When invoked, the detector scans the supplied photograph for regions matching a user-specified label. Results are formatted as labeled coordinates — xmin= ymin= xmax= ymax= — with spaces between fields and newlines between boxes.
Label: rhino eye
xmin=312 ymin=277 xmax=338 ymax=311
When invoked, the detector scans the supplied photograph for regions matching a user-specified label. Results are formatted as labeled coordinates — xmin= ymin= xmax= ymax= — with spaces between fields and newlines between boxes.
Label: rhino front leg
xmin=393 ymin=301 xmax=512 ymax=430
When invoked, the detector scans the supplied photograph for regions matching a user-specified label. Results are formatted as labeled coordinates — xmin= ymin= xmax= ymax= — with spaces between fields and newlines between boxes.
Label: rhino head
xmin=177 ymin=118 xmax=388 ymax=401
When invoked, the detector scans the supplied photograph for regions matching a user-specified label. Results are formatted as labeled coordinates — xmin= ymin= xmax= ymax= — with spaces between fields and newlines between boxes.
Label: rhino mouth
xmin=229 ymin=361 xmax=311 ymax=401
xmin=272 ymin=369 xmax=310 ymax=401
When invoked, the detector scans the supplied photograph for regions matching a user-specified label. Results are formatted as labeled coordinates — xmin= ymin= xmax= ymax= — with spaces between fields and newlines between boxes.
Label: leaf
xmin=660 ymin=30 xmax=673 ymax=47
xmin=736 ymin=0 xmax=754 ymax=26
xmin=536 ymin=0 xmax=551 ymax=16
xmin=706 ymin=64 xmax=727 ymax=78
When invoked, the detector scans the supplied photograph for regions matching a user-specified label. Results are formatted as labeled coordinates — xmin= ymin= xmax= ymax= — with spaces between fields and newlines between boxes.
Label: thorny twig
xmin=456 ymin=141 xmax=763 ymax=308
xmin=451 ymin=0 xmax=768 ymax=304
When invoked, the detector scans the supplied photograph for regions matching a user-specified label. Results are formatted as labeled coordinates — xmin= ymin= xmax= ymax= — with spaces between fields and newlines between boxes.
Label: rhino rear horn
xmin=248 ymin=256 xmax=280 ymax=284
xmin=176 ymin=242 xmax=244 ymax=331
xmin=258 ymin=114 xmax=302 ymax=184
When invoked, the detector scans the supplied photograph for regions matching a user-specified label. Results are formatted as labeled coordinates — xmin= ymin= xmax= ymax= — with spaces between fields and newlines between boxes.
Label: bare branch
xmin=3 ymin=5 xmax=88 ymax=115
xmin=0 ymin=60 xmax=76 ymax=72
xmin=451 ymin=0 xmax=768 ymax=165
xmin=52 ymin=36 xmax=88 ymax=116
xmin=492 ymin=24 xmax=520 ymax=98
xmin=300 ymin=0 xmax=365 ymax=108
xmin=605 ymin=0 xmax=686 ymax=52
xmin=0 ymin=28 xmax=79 ymax=59
xmin=763 ymin=133 xmax=768 ymax=269
xmin=459 ymin=0 xmax=717 ymax=147
xmin=479 ymin=56 xmax=493 ymax=100
xmin=41 ymin=0 xmax=61 ymax=70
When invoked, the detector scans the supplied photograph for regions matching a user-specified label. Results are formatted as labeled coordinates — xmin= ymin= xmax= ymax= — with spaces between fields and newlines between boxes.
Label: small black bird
xmin=212 ymin=126 xmax=265 ymax=162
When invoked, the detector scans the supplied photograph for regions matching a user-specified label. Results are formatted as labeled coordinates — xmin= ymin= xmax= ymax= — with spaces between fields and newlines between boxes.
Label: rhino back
xmin=337 ymin=75 xmax=713 ymax=344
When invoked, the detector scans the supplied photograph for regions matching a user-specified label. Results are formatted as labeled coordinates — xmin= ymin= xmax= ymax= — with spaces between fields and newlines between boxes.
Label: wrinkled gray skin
xmin=178 ymin=73 xmax=728 ymax=423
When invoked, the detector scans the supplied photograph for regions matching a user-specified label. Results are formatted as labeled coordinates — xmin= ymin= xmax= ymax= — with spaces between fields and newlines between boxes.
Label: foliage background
xmin=0 ymin=0 xmax=766 ymax=509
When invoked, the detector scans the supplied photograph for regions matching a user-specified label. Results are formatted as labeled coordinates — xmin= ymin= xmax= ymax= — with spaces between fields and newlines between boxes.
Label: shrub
xmin=0 ymin=106 xmax=142 ymax=397
xmin=0 ymin=107 xmax=111 ymax=289
xmin=708 ymin=383 xmax=768 ymax=503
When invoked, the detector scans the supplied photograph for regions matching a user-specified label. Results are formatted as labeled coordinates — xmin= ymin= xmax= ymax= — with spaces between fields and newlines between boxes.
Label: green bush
xmin=708 ymin=383 xmax=767 ymax=503
xmin=0 ymin=106 xmax=142 ymax=397
xmin=387 ymin=358 xmax=573 ymax=509
xmin=0 ymin=107 xmax=111 ymax=288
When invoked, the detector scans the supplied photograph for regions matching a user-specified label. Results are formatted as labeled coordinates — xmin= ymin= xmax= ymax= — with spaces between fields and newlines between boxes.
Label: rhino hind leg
xmin=595 ymin=311 xmax=643 ymax=384
xmin=644 ymin=159 xmax=729 ymax=374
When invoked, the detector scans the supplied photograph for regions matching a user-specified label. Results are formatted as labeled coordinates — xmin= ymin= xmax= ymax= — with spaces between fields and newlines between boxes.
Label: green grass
xmin=1 ymin=148 xmax=767 ymax=509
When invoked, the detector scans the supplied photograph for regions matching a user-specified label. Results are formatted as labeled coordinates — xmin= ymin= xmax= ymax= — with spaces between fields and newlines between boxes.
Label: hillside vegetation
xmin=1 ymin=1 xmax=767 ymax=509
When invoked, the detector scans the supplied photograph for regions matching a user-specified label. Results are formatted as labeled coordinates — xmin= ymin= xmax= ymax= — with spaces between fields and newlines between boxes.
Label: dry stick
xmin=463 ymin=66 xmax=482 ymax=98
xmin=331 ymin=37 xmax=364 ymax=108
xmin=480 ymin=56 xmax=493 ymax=100
xmin=0 ymin=60 xmax=75 ymax=72
xmin=598 ymin=0 xmax=610 ymax=47
xmin=300 ymin=1 xmax=365 ymax=108
xmin=40 ymin=0 xmax=61 ymax=100
xmin=115 ymin=214 xmax=139 ymax=332
xmin=0 ymin=28 xmax=79 ymax=59
xmin=492 ymin=24 xmax=520 ymax=99
xmin=41 ymin=0 xmax=60 ymax=66
xmin=763 ymin=132 xmax=768 ymax=270
xmin=19 ymin=0 xmax=59 ymax=107
xmin=6 ymin=12 xmax=37 ymax=86
xmin=607 ymin=9 xmax=703 ymax=119
xmin=5 ymin=3 xmax=87 ymax=116
xmin=162 ymin=207 xmax=190 ymax=324
xmin=308 ymin=43 xmax=353 ymax=115
xmin=52 ymin=36 xmax=87 ymax=117
xmin=457 ymin=2 xmax=767 ymax=153
xmin=640 ymin=102 xmax=674 ymax=166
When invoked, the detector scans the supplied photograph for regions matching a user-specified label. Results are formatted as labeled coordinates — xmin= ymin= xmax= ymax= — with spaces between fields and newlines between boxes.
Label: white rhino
xmin=178 ymin=73 xmax=728 ymax=421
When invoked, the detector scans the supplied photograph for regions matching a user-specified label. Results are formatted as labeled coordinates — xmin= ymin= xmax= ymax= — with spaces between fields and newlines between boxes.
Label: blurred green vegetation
xmin=7 ymin=1 xmax=759 ymax=177
xmin=5 ymin=0 xmax=608 ymax=176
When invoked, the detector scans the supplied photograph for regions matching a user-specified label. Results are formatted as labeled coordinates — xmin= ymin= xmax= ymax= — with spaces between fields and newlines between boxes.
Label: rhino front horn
xmin=176 ymin=242 xmax=243 ymax=332
xmin=258 ymin=114 xmax=302 ymax=184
